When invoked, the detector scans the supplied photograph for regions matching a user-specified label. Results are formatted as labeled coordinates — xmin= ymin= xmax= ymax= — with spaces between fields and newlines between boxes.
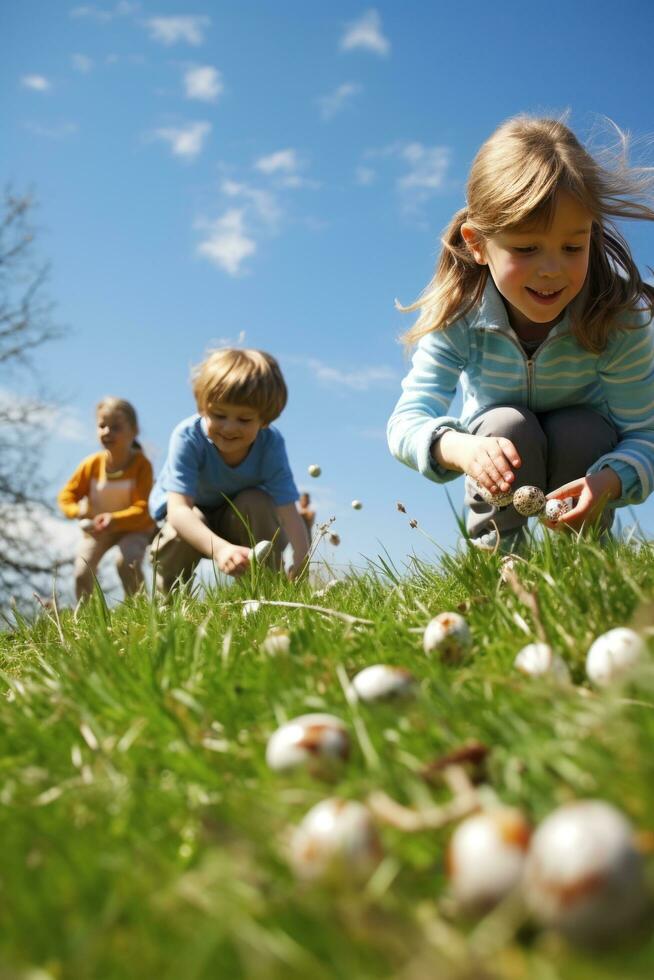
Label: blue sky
xmin=4 ymin=0 xmax=654 ymax=577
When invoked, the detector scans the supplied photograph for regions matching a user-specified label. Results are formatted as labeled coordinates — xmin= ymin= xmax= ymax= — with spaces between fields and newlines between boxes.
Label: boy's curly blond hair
xmin=191 ymin=348 xmax=287 ymax=424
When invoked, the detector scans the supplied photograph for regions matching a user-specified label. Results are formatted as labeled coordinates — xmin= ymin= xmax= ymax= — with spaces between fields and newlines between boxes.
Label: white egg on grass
xmin=585 ymin=627 xmax=646 ymax=686
xmin=308 ymin=464 xmax=321 ymax=478
xmin=249 ymin=539 xmax=273 ymax=564
xmin=514 ymin=643 xmax=570 ymax=682
xmin=423 ymin=612 xmax=472 ymax=664
xmin=266 ymin=713 xmax=350 ymax=776
xmin=289 ymin=798 xmax=382 ymax=881
xmin=447 ymin=807 xmax=531 ymax=911
xmin=351 ymin=664 xmax=416 ymax=702
xmin=242 ymin=599 xmax=262 ymax=617
xmin=523 ymin=800 xmax=646 ymax=943
xmin=261 ymin=627 xmax=291 ymax=656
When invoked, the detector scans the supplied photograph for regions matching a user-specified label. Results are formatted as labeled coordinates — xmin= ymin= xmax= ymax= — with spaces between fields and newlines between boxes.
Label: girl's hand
xmin=93 ymin=513 xmax=113 ymax=532
xmin=215 ymin=543 xmax=251 ymax=577
xmin=545 ymin=470 xmax=621 ymax=533
xmin=438 ymin=432 xmax=521 ymax=494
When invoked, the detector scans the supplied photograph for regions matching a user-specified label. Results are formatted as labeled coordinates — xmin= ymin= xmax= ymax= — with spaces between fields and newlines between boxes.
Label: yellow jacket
xmin=58 ymin=451 xmax=155 ymax=534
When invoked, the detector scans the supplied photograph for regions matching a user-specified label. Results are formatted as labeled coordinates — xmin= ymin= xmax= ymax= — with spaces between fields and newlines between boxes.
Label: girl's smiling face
xmin=462 ymin=192 xmax=593 ymax=333
xmin=97 ymin=409 xmax=135 ymax=457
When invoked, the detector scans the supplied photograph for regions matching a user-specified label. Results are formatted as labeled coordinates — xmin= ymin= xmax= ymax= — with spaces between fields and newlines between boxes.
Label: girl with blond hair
xmin=387 ymin=115 xmax=654 ymax=551
xmin=58 ymin=397 xmax=155 ymax=600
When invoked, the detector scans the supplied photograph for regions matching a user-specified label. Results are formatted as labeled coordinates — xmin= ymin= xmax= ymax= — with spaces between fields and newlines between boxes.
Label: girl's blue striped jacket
xmin=387 ymin=280 xmax=654 ymax=507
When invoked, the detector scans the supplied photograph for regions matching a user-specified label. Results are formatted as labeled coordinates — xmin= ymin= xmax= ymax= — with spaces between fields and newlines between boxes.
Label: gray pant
xmin=465 ymin=405 xmax=618 ymax=539
xmin=74 ymin=530 xmax=151 ymax=601
xmin=150 ymin=488 xmax=288 ymax=593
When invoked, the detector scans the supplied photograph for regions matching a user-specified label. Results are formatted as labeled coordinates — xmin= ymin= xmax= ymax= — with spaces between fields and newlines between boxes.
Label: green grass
xmin=1 ymin=534 xmax=654 ymax=979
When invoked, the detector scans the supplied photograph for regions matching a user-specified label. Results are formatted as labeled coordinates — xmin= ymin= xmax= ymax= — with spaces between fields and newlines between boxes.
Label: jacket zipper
xmin=494 ymin=330 xmax=560 ymax=411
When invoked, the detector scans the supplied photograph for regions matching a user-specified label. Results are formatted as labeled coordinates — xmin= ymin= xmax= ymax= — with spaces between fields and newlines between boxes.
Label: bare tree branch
xmin=0 ymin=188 xmax=68 ymax=607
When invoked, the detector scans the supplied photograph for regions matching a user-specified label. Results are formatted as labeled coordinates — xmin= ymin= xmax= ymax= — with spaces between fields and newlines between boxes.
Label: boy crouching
xmin=149 ymin=348 xmax=310 ymax=593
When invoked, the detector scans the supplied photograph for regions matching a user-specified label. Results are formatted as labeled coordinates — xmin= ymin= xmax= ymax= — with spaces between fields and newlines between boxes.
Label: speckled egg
xmin=513 ymin=485 xmax=546 ymax=517
xmin=543 ymin=499 xmax=571 ymax=522
xmin=514 ymin=642 xmax=570 ymax=682
xmin=471 ymin=480 xmax=514 ymax=508
xmin=266 ymin=713 xmax=350 ymax=776
xmin=523 ymin=800 xmax=646 ymax=943
xmin=289 ymin=798 xmax=382 ymax=881
xmin=351 ymin=664 xmax=416 ymax=702
xmin=423 ymin=611 xmax=472 ymax=664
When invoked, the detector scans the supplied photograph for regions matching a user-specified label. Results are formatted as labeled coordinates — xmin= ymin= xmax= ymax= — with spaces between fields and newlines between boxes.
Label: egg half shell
xmin=289 ymin=798 xmax=382 ymax=880
xmin=423 ymin=612 xmax=472 ymax=664
xmin=266 ymin=713 xmax=350 ymax=775
xmin=523 ymin=799 xmax=646 ymax=942
xmin=447 ymin=807 xmax=531 ymax=911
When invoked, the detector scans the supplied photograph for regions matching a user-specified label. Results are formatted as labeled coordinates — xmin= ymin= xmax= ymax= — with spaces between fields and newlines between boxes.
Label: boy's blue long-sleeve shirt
xmin=387 ymin=280 xmax=654 ymax=507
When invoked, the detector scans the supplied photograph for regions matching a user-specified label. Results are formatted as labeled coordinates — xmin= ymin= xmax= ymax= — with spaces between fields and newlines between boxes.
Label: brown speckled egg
xmin=513 ymin=485 xmax=546 ymax=517
xmin=471 ymin=480 xmax=514 ymax=508
xmin=543 ymin=499 xmax=571 ymax=522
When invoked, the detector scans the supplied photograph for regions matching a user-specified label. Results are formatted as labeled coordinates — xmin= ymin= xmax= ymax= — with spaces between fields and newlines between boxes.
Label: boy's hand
xmin=287 ymin=558 xmax=307 ymax=581
xmin=544 ymin=470 xmax=621 ymax=533
xmin=437 ymin=432 xmax=521 ymax=494
xmin=215 ymin=543 xmax=251 ymax=577
xmin=93 ymin=513 xmax=113 ymax=533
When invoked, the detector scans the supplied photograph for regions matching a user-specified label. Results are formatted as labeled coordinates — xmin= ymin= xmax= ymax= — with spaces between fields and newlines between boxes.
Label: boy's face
xmin=203 ymin=400 xmax=266 ymax=464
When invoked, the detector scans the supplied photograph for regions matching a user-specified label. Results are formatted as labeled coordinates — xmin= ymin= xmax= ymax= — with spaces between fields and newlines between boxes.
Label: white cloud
xmin=221 ymin=180 xmax=282 ymax=227
xmin=304 ymin=358 xmax=397 ymax=391
xmin=0 ymin=390 xmax=88 ymax=441
xmin=72 ymin=53 xmax=94 ymax=72
xmin=24 ymin=121 xmax=79 ymax=139
xmin=355 ymin=165 xmax=376 ymax=185
xmin=21 ymin=75 xmax=51 ymax=92
xmin=254 ymin=148 xmax=298 ymax=175
xmin=145 ymin=15 xmax=210 ymax=46
xmin=398 ymin=142 xmax=450 ymax=192
xmin=153 ymin=121 xmax=211 ymax=160
xmin=319 ymin=82 xmax=361 ymax=120
xmin=196 ymin=209 xmax=256 ymax=276
xmin=362 ymin=140 xmax=452 ymax=211
xmin=184 ymin=65 xmax=223 ymax=102
xmin=70 ymin=2 xmax=138 ymax=22
xmin=340 ymin=9 xmax=390 ymax=56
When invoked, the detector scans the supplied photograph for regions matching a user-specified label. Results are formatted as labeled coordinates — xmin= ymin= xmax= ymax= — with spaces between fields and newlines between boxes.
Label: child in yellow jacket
xmin=58 ymin=397 xmax=155 ymax=600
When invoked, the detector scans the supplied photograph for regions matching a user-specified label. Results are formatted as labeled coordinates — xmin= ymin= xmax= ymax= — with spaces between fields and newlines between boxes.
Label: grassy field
xmin=1 ymin=532 xmax=654 ymax=979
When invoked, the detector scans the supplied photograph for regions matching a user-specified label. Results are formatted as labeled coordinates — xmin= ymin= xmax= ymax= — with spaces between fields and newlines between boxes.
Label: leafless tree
xmin=0 ymin=188 xmax=70 ymax=607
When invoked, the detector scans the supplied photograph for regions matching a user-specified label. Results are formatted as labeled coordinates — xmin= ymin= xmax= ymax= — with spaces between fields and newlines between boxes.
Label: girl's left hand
xmin=544 ymin=469 xmax=621 ymax=533
xmin=93 ymin=513 xmax=113 ymax=532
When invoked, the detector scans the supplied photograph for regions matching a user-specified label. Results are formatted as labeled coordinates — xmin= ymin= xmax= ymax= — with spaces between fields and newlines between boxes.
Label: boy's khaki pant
xmin=150 ymin=488 xmax=287 ymax=594
xmin=75 ymin=530 xmax=151 ymax=601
